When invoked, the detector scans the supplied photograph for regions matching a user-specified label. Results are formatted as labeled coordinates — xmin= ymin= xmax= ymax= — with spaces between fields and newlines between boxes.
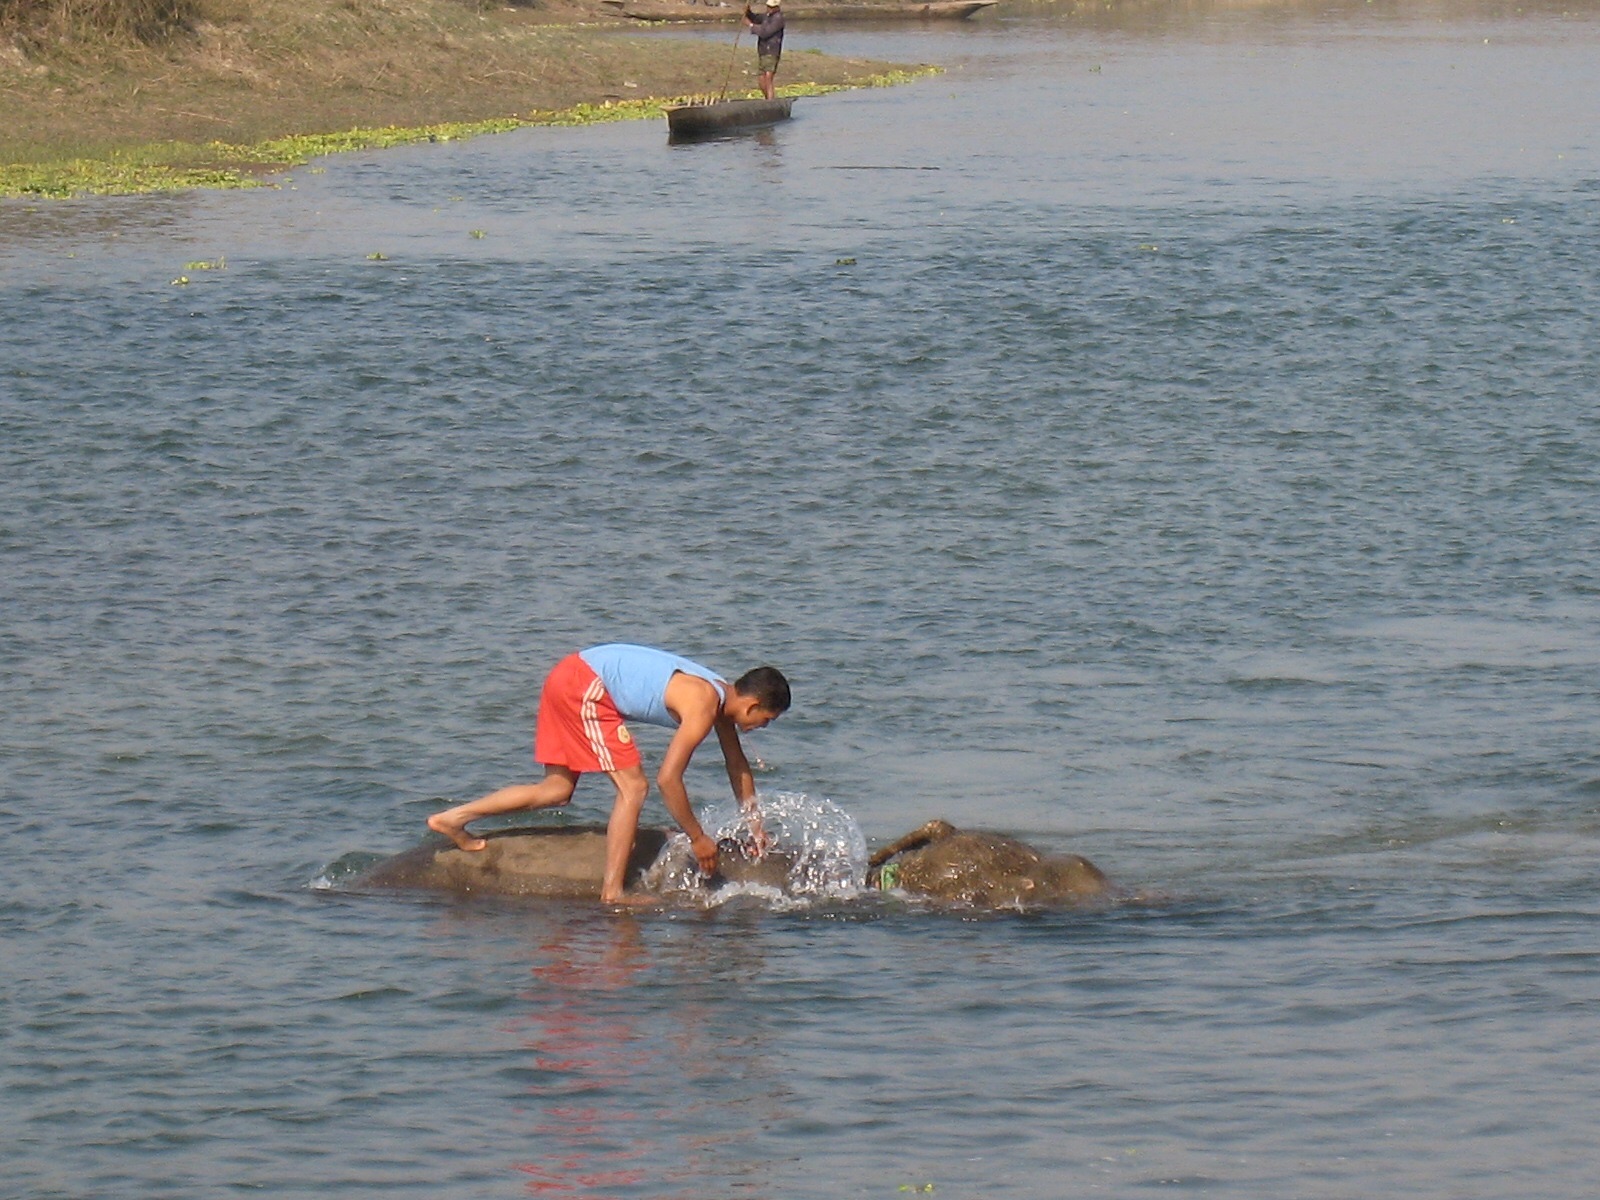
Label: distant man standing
xmin=745 ymin=0 xmax=785 ymax=101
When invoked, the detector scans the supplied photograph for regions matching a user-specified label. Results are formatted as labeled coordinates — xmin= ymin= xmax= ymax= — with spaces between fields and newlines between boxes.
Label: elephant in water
xmin=348 ymin=819 xmax=1110 ymax=907
xmin=349 ymin=824 xmax=791 ymax=900
xmin=866 ymin=819 xmax=1111 ymax=907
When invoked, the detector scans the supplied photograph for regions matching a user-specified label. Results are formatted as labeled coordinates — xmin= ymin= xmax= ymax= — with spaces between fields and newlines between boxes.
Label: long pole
xmin=718 ymin=22 xmax=744 ymax=102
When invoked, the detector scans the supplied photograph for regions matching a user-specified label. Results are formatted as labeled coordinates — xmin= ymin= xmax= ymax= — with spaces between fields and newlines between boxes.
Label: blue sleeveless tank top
xmin=578 ymin=644 xmax=726 ymax=728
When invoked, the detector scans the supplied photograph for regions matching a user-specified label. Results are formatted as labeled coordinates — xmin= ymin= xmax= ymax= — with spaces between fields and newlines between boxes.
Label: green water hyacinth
xmin=0 ymin=160 xmax=259 ymax=199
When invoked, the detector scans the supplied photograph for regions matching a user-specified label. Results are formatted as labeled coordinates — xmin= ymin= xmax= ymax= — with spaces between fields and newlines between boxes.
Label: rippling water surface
xmin=4 ymin=4 xmax=1599 ymax=1197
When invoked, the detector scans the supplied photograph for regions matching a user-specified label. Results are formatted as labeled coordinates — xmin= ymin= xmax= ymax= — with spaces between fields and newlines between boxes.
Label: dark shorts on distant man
xmin=759 ymin=52 xmax=781 ymax=73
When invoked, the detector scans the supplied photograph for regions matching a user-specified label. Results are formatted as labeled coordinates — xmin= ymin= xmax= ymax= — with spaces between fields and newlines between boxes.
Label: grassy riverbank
xmin=0 ymin=0 xmax=932 ymax=197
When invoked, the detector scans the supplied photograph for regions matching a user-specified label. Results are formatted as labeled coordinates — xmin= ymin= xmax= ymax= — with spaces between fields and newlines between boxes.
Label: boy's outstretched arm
xmin=715 ymin=717 xmax=757 ymax=805
xmin=714 ymin=718 xmax=770 ymax=852
xmin=656 ymin=692 xmax=720 ymax=875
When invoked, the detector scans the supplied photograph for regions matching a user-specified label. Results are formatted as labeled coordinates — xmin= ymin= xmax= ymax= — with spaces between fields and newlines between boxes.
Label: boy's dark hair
xmin=734 ymin=666 xmax=791 ymax=714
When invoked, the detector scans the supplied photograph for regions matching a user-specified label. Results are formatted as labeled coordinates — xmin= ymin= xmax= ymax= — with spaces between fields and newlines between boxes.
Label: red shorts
xmin=533 ymin=653 xmax=642 ymax=774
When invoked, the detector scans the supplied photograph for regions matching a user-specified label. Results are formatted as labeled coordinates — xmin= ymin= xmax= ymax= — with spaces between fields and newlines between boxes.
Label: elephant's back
xmin=353 ymin=825 xmax=670 ymax=898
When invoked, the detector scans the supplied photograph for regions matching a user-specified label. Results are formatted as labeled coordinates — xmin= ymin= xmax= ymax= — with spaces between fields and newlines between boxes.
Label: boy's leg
xmin=428 ymin=766 xmax=579 ymax=851
xmin=600 ymin=765 xmax=652 ymax=903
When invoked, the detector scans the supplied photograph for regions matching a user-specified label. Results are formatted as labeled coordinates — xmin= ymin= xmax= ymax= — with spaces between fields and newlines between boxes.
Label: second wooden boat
xmin=667 ymin=96 xmax=794 ymax=139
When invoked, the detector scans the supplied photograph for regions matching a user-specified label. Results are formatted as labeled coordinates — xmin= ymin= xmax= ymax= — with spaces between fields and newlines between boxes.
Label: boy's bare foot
xmin=427 ymin=812 xmax=487 ymax=852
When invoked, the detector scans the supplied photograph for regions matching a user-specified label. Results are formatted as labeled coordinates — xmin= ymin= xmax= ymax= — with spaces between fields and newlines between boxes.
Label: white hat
xmin=766 ymin=0 xmax=780 ymax=7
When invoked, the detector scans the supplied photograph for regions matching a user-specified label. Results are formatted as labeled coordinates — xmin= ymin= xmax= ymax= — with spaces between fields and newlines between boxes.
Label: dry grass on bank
xmin=0 ymin=0 xmax=914 ymax=168
xmin=1 ymin=0 xmax=201 ymax=44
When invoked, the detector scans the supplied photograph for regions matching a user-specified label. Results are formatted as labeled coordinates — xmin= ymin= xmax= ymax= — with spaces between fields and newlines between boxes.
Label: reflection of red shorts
xmin=533 ymin=653 xmax=641 ymax=774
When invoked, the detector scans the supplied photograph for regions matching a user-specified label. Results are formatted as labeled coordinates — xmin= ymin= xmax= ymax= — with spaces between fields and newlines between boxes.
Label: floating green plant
xmin=0 ymin=160 xmax=265 ymax=200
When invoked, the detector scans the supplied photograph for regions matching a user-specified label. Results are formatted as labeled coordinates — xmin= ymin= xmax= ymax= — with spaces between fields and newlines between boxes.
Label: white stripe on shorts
xmin=581 ymin=676 xmax=615 ymax=772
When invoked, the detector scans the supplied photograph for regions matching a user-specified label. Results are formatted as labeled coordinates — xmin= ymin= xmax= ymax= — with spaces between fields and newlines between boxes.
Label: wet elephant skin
xmin=868 ymin=820 xmax=1110 ymax=907
xmin=352 ymin=824 xmax=669 ymax=899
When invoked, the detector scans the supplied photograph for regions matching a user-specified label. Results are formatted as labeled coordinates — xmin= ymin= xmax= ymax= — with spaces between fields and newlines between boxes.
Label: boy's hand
xmin=690 ymin=832 xmax=720 ymax=876
xmin=744 ymin=810 xmax=773 ymax=859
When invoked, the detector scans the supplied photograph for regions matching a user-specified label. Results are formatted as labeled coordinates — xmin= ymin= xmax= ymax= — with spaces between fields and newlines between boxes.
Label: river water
xmin=4 ymin=2 xmax=1599 ymax=1196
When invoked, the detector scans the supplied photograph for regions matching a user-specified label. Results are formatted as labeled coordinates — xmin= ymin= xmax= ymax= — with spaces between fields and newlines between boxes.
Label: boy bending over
xmin=429 ymin=643 xmax=790 ymax=904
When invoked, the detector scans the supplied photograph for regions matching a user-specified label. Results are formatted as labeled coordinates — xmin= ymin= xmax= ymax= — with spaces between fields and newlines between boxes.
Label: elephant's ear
xmin=868 ymin=819 xmax=957 ymax=868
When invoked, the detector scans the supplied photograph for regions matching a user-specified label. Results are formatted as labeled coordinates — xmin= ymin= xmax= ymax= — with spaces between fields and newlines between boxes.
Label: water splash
xmin=649 ymin=790 xmax=869 ymax=904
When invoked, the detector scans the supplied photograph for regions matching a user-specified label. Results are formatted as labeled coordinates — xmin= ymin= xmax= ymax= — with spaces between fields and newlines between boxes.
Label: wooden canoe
xmin=606 ymin=0 xmax=995 ymax=21
xmin=667 ymin=96 xmax=794 ymax=139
